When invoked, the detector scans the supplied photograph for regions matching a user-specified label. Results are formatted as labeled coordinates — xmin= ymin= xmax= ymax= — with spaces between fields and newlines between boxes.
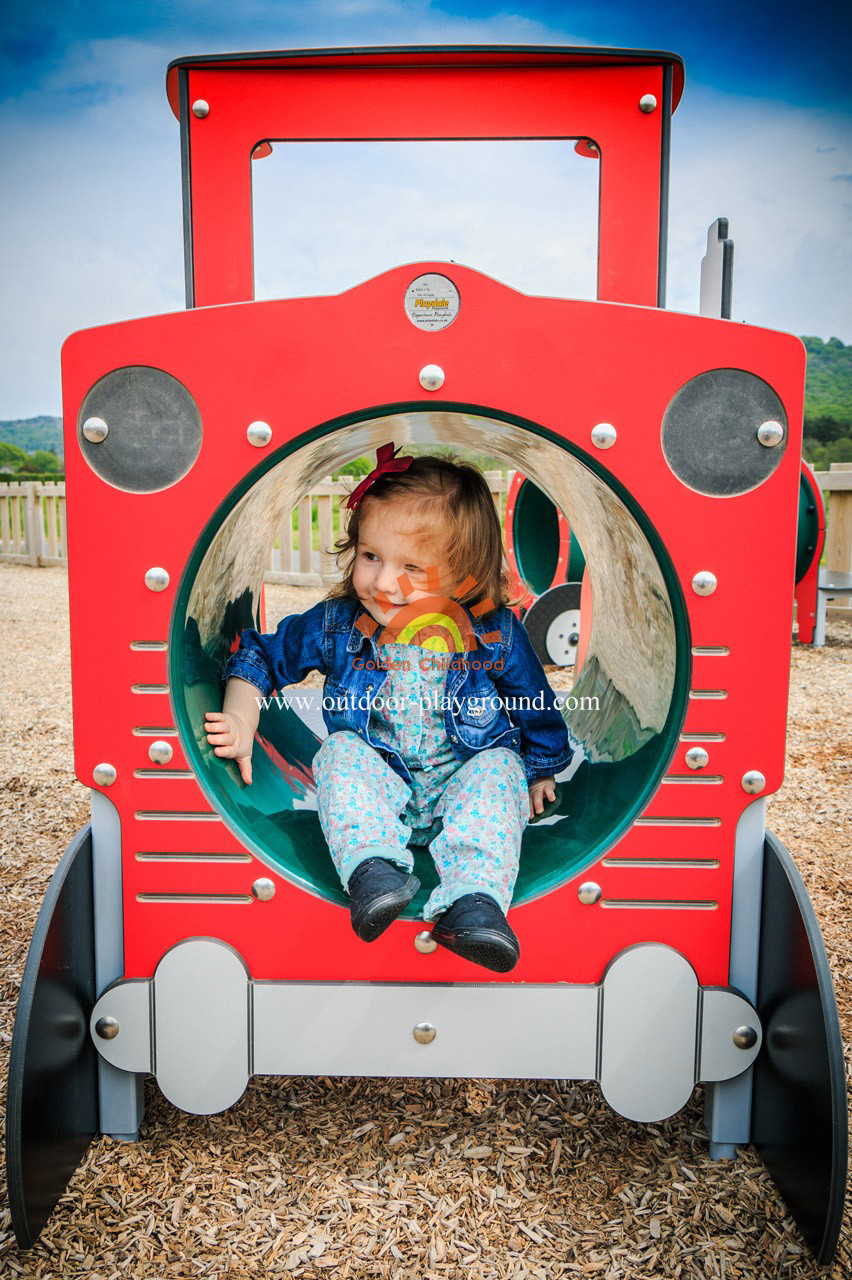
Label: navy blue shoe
xmin=347 ymin=857 xmax=420 ymax=942
xmin=430 ymin=893 xmax=520 ymax=973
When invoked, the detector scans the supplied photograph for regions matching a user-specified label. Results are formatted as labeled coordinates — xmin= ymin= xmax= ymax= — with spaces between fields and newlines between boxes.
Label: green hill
xmin=0 ymin=416 xmax=63 ymax=456
xmin=802 ymin=336 xmax=852 ymax=421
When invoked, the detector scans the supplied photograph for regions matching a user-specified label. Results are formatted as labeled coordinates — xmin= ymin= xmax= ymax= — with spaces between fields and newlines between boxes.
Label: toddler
xmin=205 ymin=445 xmax=572 ymax=972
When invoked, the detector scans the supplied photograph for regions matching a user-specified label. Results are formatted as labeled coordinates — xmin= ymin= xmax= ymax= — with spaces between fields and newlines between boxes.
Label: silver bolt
xmin=145 ymin=566 xmax=170 ymax=592
xmin=419 ymin=364 xmax=445 ymax=391
xmin=252 ymin=878 xmax=276 ymax=901
xmin=93 ymin=763 xmax=117 ymax=787
xmin=82 ymin=416 xmax=108 ymax=443
xmin=732 ymin=1025 xmax=758 ymax=1050
xmin=639 ymin=94 xmax=657 ymax=113
xmin=413 ymin=1022 xmax=436 ymax=1044
xmin=757 ymin=420 xmax=784 ymax=447
xmin=192 ymin=99 xmax=209 ymax=118
xmin=414 ymin=931 xmax=437 ymax=954
xmin=247 ymin=421 xmax=272 ymax=448
xmin=692 ymin=571 xmax=717 ymax=596
xmin=742 ymin=770 xmax=766 ymax=795
xmin=685 ymin=746 xmax=709 ymax=770
xmin=578 ymin=881 xmax=602 ymax=905
xmin=591 ymin=422 xmax=617 ymax=450
xmin=95 ymin=1016 xmax=120 ymax=1040
xmin=148 ymin=740 xmax=173 ymax=765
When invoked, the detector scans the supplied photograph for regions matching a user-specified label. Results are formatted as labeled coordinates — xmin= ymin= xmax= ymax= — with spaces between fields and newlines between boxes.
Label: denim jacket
xmin=222 ymin=597 xmax=572 ymax=785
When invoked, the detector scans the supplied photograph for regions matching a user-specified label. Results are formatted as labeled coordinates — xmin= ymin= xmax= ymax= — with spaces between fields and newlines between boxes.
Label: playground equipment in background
xmin=6 ymin=47 xmax=846 ymax=1263
xmin=504 ymin=469 xmax=587 ymax=668
xmin=794 ymin=462 xmax=827 ymax=644
xmin=509 ymin=456 xmax=829 ymax=661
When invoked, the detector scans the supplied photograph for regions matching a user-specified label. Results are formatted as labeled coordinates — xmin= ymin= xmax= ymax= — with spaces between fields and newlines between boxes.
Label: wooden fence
xmin=0 ymin=481 xmax=67 ymax=566
xmin=3 ymin=465 xmax=851 ymax=617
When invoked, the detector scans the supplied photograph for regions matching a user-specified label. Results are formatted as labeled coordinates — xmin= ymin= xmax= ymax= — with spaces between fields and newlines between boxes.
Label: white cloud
xmin=667 ymin=87 xmax=852 ymax=338
xmin=1 ymin=14 xmax=850 ymax=417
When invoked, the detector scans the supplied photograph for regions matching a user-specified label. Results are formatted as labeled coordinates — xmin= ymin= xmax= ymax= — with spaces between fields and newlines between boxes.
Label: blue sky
xmin=2 ymin=0 xmax=851 ymax=418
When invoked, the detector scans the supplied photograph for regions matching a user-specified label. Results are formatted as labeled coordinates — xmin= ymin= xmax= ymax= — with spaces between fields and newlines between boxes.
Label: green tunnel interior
xmin=512 ymin=477 xmax=586 ymax=594
xmin=172 ymin=409 xmax=690 ymax=915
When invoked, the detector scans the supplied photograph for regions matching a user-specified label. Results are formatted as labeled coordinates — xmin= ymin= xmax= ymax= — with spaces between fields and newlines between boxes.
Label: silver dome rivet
xmin=742 ymin=770 xmax=766 ymax=795
xmin=578 ymin=881 xmax=602 ymax=905
xmin=252 ymin=878 xmax=276 ymax=901
xmin=145 ymin=566 xmax=170 ymax=592
xmin=93 ymin=762 xmax=117 ymax=787
xmin=757 ymin=420 xmax=784 ymax=447
xmin=419 ymin=364 xmax=445 ymax=391
xmin=192 ymin=99 xmax=209 ymax=118
xmin=82 ymin=416 xmax=108 ymax=443
xmin=413 ymin=1023 xmax=436 ymax=1044
xmin=247 ymin=421 xmax=272 ymax=448
xmin=692 ymin=571 xmax=717 ymax=596
xmin=639 ymin=94 xmax=657 ymax=113
xmin=732 ymin=1025 xmax=758 ymax=1050
xmin=591 ymin=422 xmax=617 ymax=450
xmin=148 ymin=740 xmax=173 ymax=765
xmin=685 ymin=746 xmax=709 ymax=770
xmin=95 ymin=1016 xmax=120 ymax=1040
xmin=414 ymin=930 xmax=437 ymax=954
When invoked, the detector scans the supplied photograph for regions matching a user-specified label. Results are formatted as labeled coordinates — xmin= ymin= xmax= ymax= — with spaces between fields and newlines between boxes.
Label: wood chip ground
xmin=0 ymin=565 xmax=849 ymax=1278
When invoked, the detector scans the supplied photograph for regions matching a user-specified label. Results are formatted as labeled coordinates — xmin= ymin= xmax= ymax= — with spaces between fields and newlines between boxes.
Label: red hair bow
xmin=346 ymin=442 xmax=414 ymax=512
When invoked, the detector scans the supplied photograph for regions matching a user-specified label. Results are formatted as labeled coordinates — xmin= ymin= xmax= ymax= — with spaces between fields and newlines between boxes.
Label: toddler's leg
xmin=313 ymin=731 xmax=414 ymax=891
xmin=424 ymin=748 xmax=529 ymax=920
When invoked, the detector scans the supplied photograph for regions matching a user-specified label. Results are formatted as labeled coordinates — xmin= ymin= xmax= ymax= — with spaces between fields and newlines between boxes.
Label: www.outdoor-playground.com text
xmin=255 ymin=692 xmax=600 ymax=714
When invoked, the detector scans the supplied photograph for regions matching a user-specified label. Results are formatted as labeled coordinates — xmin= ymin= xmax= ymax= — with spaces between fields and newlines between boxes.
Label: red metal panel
xmin=184 ymin=63 xmax=665 ymax=307
xmin=62 ymin=263 xmax=805 ymax=987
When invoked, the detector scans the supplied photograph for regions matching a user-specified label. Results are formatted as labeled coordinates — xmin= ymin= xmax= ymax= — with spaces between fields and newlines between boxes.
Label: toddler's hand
xmin=528 ymin=775 xmax=556 ymax=819
xmin=205 ymin=711 xmax=254 ymax=785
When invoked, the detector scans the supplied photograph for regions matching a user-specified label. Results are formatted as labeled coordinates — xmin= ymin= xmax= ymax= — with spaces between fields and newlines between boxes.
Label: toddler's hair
xmin=327 ymin=452 xmax=516 ymax=613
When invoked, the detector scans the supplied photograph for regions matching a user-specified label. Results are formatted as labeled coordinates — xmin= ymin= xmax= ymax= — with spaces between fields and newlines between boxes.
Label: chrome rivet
xmin=591 ymin=422 xmax=617 ymax=450
xmin=685 ymin=746 xmax=709 ymax=770
xmin=413 ymin=1022 xmax=436 ymax=1044
xmin=192 ymin=99 xmax=209 ymax=118
xmin=742 ymin=770 xmax=766 ymax=795
xmin=95 ymin=1016 xmax=120 ymax=1040
xmin=252 ymin=877 xmax=276 ymax=901
xmin=692 ymin=571 xmax=717 ymax=596
xmin=247 ymin=420 xmax=272 ymax=448
xmin=419 ymin=364 xmax=445 ymax=391
xmin=757 ymin=420 xmax=784 ymax=447
xmin=145 ymin=566 xmax=170 ymax=592
xmin=148 ymin=740 xmax=173 ymax=764
xmin=639 ymin=94 xmax=657 ymax=113
xmin=415 ymin=931 xmax=437 ymax=954
xmin=578 ymin=881 xmax=602 ymax=905
xmin=733 ymin=1025 xmax=758 ymax=1050
xmin=93 ymin=762 xmax=117 ymax=787
xmin=82 ymin=416 xmax=108 ymax=443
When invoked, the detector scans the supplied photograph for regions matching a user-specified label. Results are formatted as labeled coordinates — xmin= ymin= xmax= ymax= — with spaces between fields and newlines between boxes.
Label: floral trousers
xmin=313 ymin=730 xmax=529 ymax=919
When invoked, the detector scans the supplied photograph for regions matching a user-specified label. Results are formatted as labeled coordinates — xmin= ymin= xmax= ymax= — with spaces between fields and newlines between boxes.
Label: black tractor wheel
xmin=5 ymin=824 xmax=99 ymax=1248
xmin=522 ymin=582 xmax=582 ymax=667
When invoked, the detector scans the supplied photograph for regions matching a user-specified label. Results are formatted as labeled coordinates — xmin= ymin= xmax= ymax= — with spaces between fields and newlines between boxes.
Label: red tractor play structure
xmin=6 ymin=47 xmax=846 ymax=1261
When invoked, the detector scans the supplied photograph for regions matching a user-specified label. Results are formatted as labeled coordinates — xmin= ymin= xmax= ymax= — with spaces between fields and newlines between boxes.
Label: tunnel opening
xmin=172 ymin=408 xmax=690 ymax=915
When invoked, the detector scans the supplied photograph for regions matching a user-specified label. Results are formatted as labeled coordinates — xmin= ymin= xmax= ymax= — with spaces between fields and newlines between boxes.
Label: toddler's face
xmin=353 ymin=501 xmax=450 ymax=628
